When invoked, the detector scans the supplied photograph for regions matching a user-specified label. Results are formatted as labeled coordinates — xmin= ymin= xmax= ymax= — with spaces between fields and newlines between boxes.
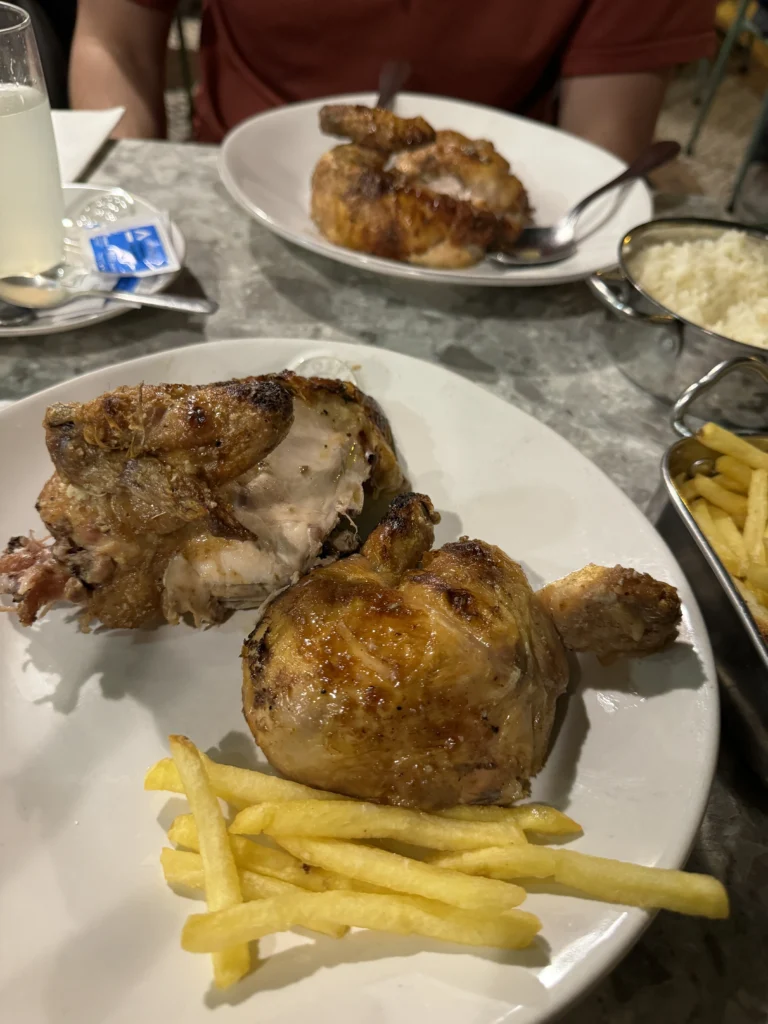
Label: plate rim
xmin=0 ymin=335 xmax=719 ymax=1022
xmin=218 ymin=91 xmax=653 ymax=288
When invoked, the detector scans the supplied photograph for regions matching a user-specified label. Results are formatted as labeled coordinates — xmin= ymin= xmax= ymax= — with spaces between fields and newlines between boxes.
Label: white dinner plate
xmin=219 ymin=93 xmax=653 ymax=287
xmin=0 ymin=338 xmax=717 ymax=1024
xmin=0 ymin=184 xmax=185 ymax=338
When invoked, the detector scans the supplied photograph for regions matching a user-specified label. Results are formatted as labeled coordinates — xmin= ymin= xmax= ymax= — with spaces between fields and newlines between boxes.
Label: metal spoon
xmin=0 ymin=274 xmax=218 ymax=315
xmin=376 ymin=60 xmax=411 ymax=110
xmin=488 ymin=140 xmax=681 ymax=268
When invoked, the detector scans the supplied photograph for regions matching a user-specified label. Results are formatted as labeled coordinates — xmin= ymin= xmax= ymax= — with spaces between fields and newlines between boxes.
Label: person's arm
xmin=556 ymin=0 xmax=716 ymax=163
xmin=69 ymin=0 xmax=175 ymax=139
xmin=558 ymin=72 xmax=669 ymax=163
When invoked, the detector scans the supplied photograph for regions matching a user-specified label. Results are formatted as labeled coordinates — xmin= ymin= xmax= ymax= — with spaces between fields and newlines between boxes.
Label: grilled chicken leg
xmin=243 ymin=494 xmax=681 ymax=809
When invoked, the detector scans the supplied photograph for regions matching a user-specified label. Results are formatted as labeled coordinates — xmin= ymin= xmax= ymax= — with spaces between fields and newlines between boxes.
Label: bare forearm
xmin=70 ymin=38 xmax=166 ymax=138
xmin=559 ymin=72 xmax=669 ymax=163
xmin=69 ymin=0 xmax=173 ymax=140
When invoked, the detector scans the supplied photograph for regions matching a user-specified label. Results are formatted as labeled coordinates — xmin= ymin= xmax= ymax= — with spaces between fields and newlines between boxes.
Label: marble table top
xmin=1 ymin=140 xmax=765 ymax=1023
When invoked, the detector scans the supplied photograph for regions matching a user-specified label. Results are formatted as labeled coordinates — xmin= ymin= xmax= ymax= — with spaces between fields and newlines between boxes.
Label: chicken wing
xmin=319 ymin=104 xmax=435 ymax=152
xmin=243 ymin=493 xmax=682 ymax=809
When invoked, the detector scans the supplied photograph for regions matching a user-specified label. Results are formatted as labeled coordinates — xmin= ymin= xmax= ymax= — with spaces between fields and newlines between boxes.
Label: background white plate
xmin=0 ymin=338 xmax=717 ymax=1024
xmin=219 ymin=93 xmax=653 ymax=287
xmin=0 ymin=184 xmax=186 ymax=338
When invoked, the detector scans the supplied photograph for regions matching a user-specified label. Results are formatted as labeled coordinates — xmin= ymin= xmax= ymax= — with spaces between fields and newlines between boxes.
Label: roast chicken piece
xmin=319 ymin=104 xmax=435 ymax=151
xmin=243 ymin=494 xmax=681 ymax=809
xmin=0 ymin=374 xmax=404 ymax=629
xmin=311 ymin=106 xmax=531 ymax=269
xmin=391 ymin=129 xmax=531 ymax=247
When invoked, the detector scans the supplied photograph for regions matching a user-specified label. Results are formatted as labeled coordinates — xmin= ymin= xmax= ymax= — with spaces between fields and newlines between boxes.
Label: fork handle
xmin=565 ymin=140 xmax=681 ymax=228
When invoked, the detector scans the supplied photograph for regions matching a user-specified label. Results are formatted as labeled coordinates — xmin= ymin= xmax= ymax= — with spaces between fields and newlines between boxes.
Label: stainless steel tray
xmin=657 ymin=355 xmax=768 ymax=783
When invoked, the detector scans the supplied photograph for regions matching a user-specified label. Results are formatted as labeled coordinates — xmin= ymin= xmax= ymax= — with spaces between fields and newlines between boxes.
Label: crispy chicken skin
xmin=0 ymin=374 xmax=404 ymax=630
xmin=311 ymin=145 xmax=497 ymax=269
xmin=537 ymin=563 xmax=682 ymax=662
xmin=391 ymin=129 xmax=531 ymax=247
xmin=243 ymin=493 xmax=682 ymax=809
xmin=319 ymin=104 xmax=435 ymax=152
xmin=311 ymin=107 xmax=531 ymax=268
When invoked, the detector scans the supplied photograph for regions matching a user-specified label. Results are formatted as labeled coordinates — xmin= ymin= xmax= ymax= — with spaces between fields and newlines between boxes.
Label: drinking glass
xmin=0 ymin=2 xmax=64 ymax=277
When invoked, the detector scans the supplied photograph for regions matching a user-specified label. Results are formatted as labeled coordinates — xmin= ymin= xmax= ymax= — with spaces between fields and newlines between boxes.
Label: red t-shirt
xmin=134 ymin=0 xmax=715 ymax=143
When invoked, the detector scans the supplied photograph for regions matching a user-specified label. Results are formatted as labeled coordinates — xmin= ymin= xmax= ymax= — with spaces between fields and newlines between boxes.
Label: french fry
xmin=169 ymin=813 xmax=331 ymax=891
xmin=428 ymin=846 xmax=728 ymax=919
xmin=734 ymin=579 xmax=768 ymax=639
xmin=744 ymin=469 xmax=768 ymax=565
xmin=160 ymin=848 xmax=347 ymax=938
xmin=708 ymin=507 xmax=748 ymax=577
xmin=711 ymin=473 xmax=747 ymax=495
xmin=677 ymin=478 xmax=699 ymax=502
xmin=169 ymin=736 xmax=250 ymax=988
xmin=715 ymin=455 xmax=753 ymax=490
xmin=747 ymin=561 xmax=768 ymax=593
xmin=145 ymin=753 xmax=345 ymax=809
xmin=697 ymin=423 xmax=768 ymax=472
xmin=691 ymin=476 xmax=747 ymax=526
xmin=182 ymin=891 xmax=541 ymax=953
xmin=276 ymin=836 xmax=526 ymax=912
xmin=436 ymin=803 xmax=581 ymax=836
xmin=230 ymin=800 xmax=527 ymax=851
xmin=690 ymin=500 xmax=742 ymax=577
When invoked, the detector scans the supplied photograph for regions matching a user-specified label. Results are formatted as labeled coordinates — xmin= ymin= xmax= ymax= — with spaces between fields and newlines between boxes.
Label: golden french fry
xmin=276 ymin=836 xmax=525 ymax=912
xmin=711 ymin=473 xmax=747 ymax=495
xmin=169 ymin=736 xmax=250 ymax=988
xmin=230 ymin=800 xmax=527 ymax=851
xmin=744 ymin=469 xmax=768 ymax=565
xmin=734 ymin=579 xmax=768 ymax=639
xmin=691 ymin=476 xmax=747 ymax=526
xmin=182 ymin=891 xmax=541 ymax=953
xmin=436 ymin=803 xmax=581 ymax=836
xmin=708 ymin=507 xmax=748 ymax=577
xmin=428 ymin=846 xmax=728 ymax=919
xmin=677 ymin=478 xmax=698 ymax=502
xmin=160 ymin=848 xmax=348 ymax=938
xmin=698 ymin=423 xmax=768 ymax=472
xmin=690 ymin=500 xmax=742 ymax=577
xmin=715 ymin=455 xmax=753 ymax=490
xmin=169 ymin=813 xmax=334 ymax=892
xmin=747 ymin=561 xmax=768 ymax=593
xmin=145 ymin=753 xmax=345 ymax=809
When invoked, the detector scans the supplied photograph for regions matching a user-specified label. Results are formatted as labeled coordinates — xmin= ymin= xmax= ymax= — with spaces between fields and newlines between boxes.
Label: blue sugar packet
xmin=83 ymin=216 xmax=180 ymax=278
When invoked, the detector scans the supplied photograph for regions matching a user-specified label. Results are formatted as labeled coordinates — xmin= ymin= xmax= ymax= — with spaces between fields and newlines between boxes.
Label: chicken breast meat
xmin=311 ymin=105 xmax=531 ymax=269
xmin=0 ymin=373 xmax=404 ymax=629
xmin=243 ymin=493 xmax=682 ymax=809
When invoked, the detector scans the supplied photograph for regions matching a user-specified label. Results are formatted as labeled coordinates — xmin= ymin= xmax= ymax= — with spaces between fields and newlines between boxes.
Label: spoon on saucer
xmin=0 ymin=273 xmax=218 ymax=315
xmin=487 ymin=140 xmax=681 ymax=268
xmin=0 ymin=301 xmax=34 ymax=328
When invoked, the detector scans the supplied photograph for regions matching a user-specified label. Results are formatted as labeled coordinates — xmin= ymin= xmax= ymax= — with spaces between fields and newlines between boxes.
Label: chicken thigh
xmin=243 ymin=494 xmax=681 ymax=809
xmin=0 ymin=374 xmax=404 ymax=629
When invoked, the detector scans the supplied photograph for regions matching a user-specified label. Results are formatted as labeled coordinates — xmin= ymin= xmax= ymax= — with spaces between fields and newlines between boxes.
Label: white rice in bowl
xmin=628 ymin=229 xmax=768 ymax=348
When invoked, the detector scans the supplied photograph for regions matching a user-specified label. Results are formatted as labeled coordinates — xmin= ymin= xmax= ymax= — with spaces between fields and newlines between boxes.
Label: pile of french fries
xmin=675 ymin=422 xmax=768 ymax=637
xmin=146 ymin=736 xmax=728 ymax=993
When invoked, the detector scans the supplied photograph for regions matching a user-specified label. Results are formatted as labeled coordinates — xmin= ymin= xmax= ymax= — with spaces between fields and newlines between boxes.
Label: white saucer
xmin=0 ymin=184 xmax=185 ymax=338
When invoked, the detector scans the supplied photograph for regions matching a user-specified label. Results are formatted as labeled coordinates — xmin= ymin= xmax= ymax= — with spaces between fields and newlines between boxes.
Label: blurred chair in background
xmin=687 ymin=0 xmax=768 ymax=217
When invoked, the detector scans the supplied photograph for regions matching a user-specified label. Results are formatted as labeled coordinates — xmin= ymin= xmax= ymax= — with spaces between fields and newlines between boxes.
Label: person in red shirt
xmin=70 ymin=0 xmax=715 ymax=162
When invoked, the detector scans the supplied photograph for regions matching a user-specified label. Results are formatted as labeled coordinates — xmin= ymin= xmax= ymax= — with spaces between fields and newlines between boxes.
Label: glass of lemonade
xmin=0 ymin=2 xmax=64 ymax=277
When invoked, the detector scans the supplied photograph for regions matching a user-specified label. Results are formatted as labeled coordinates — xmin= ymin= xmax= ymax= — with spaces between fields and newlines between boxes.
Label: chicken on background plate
xmin=243 ymin=493 xmax=681 ymax=810
xmin=311 ymin=105 xmax=531 ymax=269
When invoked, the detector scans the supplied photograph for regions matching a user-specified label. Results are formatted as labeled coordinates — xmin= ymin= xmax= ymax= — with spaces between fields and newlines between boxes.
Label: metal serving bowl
xmin=588 ymin=217 xmax=768 ymax=428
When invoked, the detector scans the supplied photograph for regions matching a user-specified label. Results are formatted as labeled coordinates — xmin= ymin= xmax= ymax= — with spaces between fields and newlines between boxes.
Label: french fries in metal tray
xmin=666 ymin=421 xmax=768 ymax=651
xmin=146 ymin=736 xmax=729 ymax=994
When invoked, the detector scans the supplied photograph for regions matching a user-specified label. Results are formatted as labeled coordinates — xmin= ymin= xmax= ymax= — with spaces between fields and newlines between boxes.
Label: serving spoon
xmin=0 ymin=273 xmax=218 ymax=315
xmin=487 ymin=140 xmax=681 ymax=268
xmin=376 ymin=60 xmax=411 ymax=110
